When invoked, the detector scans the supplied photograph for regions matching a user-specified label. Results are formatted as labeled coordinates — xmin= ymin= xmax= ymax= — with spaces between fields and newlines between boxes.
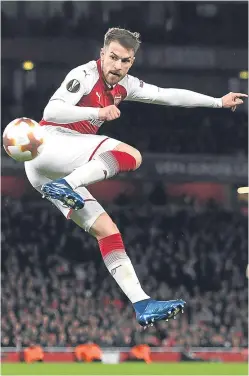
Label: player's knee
xmin=89 ymin=212 xmax=119 ymax=240
xmin=133 ymin=149 xmax=142 ymax=169
xmin=114 ymin=143 xmax=142 ymax=170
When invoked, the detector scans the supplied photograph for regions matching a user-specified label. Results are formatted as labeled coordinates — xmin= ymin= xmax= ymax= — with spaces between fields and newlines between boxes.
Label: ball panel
xmin=20 ymin=132 xmax=44 ymax=158
xmin=14 ymin=117 xmax=37 ymax=128
xmin=7 ymin=146 xmax=33 ymax=162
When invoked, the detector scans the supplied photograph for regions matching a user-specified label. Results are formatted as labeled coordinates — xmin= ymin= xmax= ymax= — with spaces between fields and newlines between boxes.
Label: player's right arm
xmin=43 ymin=66 xmax=119 ymax=123
xmin=43 ymin=67 xmax=100 ymax=123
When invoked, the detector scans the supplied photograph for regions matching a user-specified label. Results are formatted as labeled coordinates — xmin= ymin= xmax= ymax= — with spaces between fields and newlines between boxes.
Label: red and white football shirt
xmin=40 ymin=58 xmax=222 ymax=134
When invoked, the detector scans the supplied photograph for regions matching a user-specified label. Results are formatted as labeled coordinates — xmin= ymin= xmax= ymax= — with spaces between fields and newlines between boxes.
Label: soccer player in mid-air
xmin=25 ymin=28 xmax=247 ymax=328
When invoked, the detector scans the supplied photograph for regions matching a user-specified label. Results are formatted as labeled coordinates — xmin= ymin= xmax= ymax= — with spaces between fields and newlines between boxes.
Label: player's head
xmin=100 ymin=27 xmax=141 ymax=86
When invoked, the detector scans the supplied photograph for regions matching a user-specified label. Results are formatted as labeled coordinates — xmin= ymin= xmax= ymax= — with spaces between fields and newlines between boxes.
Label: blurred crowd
xmin=1 ymin=194 xmax=248 ymax=348
xmin=2 ymin=1 xmax=248 ymax=47
xmin=2 ymin=85 xmax=248 ymax=156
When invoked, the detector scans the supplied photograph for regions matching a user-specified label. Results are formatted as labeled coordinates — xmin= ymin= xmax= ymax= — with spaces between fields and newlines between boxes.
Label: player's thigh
xmin=25 ymin=162 xmax=73 ymax=218
xmin=26 ymin=127 xmax=122 ymax=179
xmin=25 ymin=161 xmax=51 ymax=188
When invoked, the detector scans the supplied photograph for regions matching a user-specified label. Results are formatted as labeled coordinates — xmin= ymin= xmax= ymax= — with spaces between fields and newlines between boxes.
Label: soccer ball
xmin=3 ymin=117 xmax=45 ymax=162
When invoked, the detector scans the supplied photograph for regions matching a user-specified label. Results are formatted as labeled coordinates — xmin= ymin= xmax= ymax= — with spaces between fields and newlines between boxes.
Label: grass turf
xmin=1 ymin=362 xmax=248 ymax=375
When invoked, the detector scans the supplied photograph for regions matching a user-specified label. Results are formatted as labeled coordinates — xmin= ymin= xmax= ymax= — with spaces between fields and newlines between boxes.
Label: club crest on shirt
xmin=114 ymin=94 xmax=122 ymax=106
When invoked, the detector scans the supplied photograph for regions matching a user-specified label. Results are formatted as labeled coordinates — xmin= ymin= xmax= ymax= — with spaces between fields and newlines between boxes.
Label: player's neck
xmin=102 ymin=75 xmax=113 ymax=90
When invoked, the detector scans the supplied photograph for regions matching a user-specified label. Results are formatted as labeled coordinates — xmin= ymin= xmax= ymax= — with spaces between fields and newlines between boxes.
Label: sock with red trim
xmin=98 ymin=233 xmax=150 ymax=303
xmin=65 ymin=151 xmax=137 ymax=189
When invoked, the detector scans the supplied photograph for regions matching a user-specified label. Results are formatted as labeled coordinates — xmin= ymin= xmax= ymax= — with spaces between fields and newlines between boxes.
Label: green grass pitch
xmin=1 ymin=362 xmax=248 ymax=375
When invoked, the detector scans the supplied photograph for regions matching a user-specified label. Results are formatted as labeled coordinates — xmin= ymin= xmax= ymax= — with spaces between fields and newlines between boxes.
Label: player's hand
xmin=98 ymin=105 xmax=121 ymax=121
xmin=221 ymin=92 xmax=248 ymax=112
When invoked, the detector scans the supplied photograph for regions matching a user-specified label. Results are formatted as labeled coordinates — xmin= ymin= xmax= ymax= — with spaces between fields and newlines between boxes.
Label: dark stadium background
xmin=1 ymin=0 xmax=248 ymax=367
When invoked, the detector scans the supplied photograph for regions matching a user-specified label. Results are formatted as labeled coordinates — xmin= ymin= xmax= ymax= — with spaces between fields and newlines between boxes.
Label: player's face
xmin=100 ymin=41 xmax=135 ymax=86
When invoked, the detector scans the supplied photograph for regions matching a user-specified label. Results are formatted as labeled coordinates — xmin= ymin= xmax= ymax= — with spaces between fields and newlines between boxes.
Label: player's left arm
xmin=124 ymin=76 xmax=247 ymax=110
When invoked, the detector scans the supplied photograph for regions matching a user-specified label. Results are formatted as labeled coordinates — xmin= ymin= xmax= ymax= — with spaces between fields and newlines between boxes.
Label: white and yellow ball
xmin=3 ymin=117 xmax=45 ymax=162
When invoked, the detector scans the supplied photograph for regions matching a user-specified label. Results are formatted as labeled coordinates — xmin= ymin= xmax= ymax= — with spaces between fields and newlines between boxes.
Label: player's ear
xmin=130 ymin=56 xmax=135 ymax=66
xmin=100 ymin=48 xmax=105 ymax=60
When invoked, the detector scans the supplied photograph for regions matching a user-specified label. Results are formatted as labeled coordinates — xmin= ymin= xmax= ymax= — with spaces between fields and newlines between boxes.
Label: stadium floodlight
xmin=22 ymin=61 xmax=35 ymax=71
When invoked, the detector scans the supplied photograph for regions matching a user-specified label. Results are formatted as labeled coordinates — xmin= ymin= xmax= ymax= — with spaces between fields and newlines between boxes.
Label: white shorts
xmin=25 ymin=126 xmax=121 ymax=232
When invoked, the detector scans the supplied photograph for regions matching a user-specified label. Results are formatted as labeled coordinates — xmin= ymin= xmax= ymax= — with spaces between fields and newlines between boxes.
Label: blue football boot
xmin=134 ymin=298 xmax=186 ymax=329
xmin=41 ymin=178 xmax=84 ymax=210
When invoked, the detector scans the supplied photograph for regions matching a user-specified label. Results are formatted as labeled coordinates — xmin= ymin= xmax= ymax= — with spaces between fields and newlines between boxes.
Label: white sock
xmin=65 ymin=151 xmax=120 ymax=189
xmin=108 ymin=257 xmax=150 ymax=303
xmin=98 ymin=233 xmax=150 ymax=303
xmin=65 ymin=159 xmax=109 ymax=189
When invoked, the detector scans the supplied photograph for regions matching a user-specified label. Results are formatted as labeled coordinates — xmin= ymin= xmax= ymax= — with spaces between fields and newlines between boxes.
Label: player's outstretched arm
xmin=124 ymin=76 xmax=247 ymax=110
xmin=221 ymin=92 xmax=248 ymax=111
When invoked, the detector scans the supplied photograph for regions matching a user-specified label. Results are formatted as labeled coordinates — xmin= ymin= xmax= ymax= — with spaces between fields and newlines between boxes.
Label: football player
xmin=25 ymin=27 xmax=247 ymax=328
